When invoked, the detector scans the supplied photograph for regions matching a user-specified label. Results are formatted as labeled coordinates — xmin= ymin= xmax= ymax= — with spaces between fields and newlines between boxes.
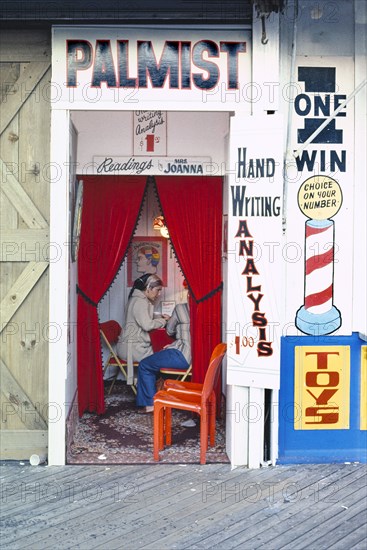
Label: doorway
xmin=68 ymin=112 xmax=229 ymax=464
xmin=49 ymin=110 xmax=230 ymax=464
xmin=67 ymin=174 xmax=227 ymax=464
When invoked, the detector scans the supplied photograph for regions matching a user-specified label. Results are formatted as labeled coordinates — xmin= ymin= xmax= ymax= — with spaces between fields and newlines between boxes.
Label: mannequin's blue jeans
xmin=136 ymin=348 xmax=189 ymax=407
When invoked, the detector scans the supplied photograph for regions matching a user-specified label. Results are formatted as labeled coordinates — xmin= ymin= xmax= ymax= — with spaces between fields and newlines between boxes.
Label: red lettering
xmin=306 ymin=371 xmax=339 ymax=387
xmin=305 ymin=407 xmax=339 ymax=424
xmin=235 ymin=335 xmax=240 ymax=354
xmin=305 ymin=351 xmax=340 ymax=369
xmin=306 ymin=388 xmax=338 ymax=405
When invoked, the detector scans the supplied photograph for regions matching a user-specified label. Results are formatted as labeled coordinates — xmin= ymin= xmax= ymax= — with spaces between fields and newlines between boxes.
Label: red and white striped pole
xmin=296 ymin=176 xmax=342 ymax=335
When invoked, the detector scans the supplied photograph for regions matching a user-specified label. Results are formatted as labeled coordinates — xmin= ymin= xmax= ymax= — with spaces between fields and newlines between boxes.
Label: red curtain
xmin=77 ymin=175 xmax=147 ymax=415
xmin=155 ymin=176 xmax=223 ymax=384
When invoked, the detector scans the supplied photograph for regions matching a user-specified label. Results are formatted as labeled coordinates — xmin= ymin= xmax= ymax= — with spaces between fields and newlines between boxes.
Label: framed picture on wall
xmin=127 ymin=237 xmax=168 ymax=286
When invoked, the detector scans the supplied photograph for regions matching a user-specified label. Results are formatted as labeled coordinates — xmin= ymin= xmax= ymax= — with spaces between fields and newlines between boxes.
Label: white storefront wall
xmin=48 ymin=5 xmax=366 ymax=466
xmin=49 ymin=22 xmax=283 ymax=467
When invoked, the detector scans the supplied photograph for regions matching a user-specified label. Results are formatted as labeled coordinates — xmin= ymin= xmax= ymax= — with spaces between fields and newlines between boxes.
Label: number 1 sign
xmin=133 ymin=111 xmax=167 ymax=155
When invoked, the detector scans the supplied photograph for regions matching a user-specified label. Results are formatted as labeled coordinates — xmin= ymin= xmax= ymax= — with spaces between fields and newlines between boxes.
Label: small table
xmin=150 ymin=328 xmax=174 ymax=353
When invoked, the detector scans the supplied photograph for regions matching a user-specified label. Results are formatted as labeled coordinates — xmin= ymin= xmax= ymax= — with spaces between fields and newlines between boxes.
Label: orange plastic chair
xmin=153 ymin=343 xmax=227 ymax=464
xmin=163 ymin=374 xmax=207 ymax=395
xmin=99 ymin=320 xmax=138 ymax=395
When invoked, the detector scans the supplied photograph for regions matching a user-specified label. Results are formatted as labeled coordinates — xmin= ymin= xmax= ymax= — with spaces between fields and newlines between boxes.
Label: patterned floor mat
xmin=67 ymin=382 xmax=229 ymax=464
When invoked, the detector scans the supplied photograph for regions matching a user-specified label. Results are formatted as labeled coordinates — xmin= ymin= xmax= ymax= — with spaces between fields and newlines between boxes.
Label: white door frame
xmin=48 ymin=106 xmax=235 ymax=465
xmin=48 ymin=16 xmax=281 ymax=466
xmin=48 ymin=109 xmax=72 ymax=465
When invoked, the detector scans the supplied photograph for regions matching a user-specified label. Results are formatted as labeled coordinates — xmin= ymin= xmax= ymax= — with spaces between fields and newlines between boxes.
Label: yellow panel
xmin=361 ymin=346 xmax=367 ymax=430
xmin=295 ymin=346 xmax=350 ymax=430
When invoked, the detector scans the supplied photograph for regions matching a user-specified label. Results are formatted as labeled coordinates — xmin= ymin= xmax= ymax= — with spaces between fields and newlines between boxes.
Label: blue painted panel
xmin=278 ymin=332 xmax=367 ymax=464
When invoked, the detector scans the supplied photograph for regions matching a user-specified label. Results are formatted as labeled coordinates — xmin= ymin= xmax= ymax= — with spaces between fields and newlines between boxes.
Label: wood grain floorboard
xmin=253 ymin=470 xmax=367 ymax=550
xmin=7 ymin=465 xmax=226 ymax=548
xmin=1 ymin=464 xmax=146 ymax=519
xmin=44 ymin=464 xmax=237 ymax=549
xmin=322 ymin=510 xmax=367 ymax=550
xmin=190 ymin=465 xmax=344 ymax=550
xmin=4 ymin=466 xmax=203 ymax=548
xmin=2 ymin=464 xmax=186 ymax=545
xmin=348 ymin=526 xmax=367 ymax=549
xmin=143 ymin=464 xmax=342 ymax=550
xmin=1 ymin=462 xmax=366 ymax=550
xmin=238 ymin=467 xmax=366 ymax=548
xmin=96 ymin=465 xmax=293 ymax=550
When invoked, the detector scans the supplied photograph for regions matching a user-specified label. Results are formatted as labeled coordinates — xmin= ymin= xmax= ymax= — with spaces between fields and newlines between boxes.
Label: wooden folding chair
xmin=159 ymin=364 xmax=192 ymax=381
xmin=150 ymin=328 xmax=192 ymax=382
xmin=99 ymin=320 xmax=138 ymax=395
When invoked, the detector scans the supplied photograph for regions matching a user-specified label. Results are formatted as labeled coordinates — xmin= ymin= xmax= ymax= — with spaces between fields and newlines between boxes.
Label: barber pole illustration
xmin=304 ymin=220 xmax=334 ymax=314
xmin=296 ymin=176 xmax=343 ymax=335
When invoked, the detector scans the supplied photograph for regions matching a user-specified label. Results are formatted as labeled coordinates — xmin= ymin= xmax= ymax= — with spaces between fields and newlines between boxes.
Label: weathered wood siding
xmin=0 ymin=30 xmax=51 ymax=459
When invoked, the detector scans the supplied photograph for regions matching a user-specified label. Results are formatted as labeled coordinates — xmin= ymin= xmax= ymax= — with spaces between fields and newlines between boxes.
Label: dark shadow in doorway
xmin=67 ymin=382 xmax=229 ymax=465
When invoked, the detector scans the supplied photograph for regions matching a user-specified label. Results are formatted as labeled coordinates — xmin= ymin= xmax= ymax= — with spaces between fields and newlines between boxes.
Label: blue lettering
xmin=92 ymin=40 xmax=116 ymax=87
xmin=192 ymin=40 xmax=219 ymax=90
xmin=138 ymin=41 xmax=179 ymax=88
xmin=67 ymin=40 xmax=92 ymax=86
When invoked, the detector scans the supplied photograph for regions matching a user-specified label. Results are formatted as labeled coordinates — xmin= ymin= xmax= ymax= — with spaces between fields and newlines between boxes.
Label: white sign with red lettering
xmin=133 ymin=111 xmax=167 ymax=155
xmin=227 ymin=114 xmax=284 ymax=390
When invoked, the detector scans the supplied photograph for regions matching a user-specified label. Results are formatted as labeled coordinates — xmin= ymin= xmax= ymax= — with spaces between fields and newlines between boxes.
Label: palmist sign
xmin=52 ymin=27 xmax=251 ymax=109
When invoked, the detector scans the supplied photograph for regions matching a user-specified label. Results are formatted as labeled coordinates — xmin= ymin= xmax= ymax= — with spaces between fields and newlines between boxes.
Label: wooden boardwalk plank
xmin=349 ymin=526 xmax=367 ymax=549
xmin=1 ymin=463 xmax=149 ymax=510
xmin=137 ymin=464 xmax=344 ymax=550
xmin=276 ymin=489 xmax=367 ymax=550
xmin=239 ymin=470 xmax=367 ymax=549
xmin=76 ymin=465 xmax=287 ymax=550
xmin=229 ymin=467 xmax=366 ymax=546
xmin=325 ymin=511 xmax=367 ymax=550
xmin=2 ymin=472 xmax=148 ymax=547
xmin=2 ymin=464 xmax=195 ymax=542
xmin=1 ymin=465 xmax=151 ymax=520
xmin=186 ymin=467 xmax=363 ymax=550
xmin=18 ymin=464 xmax=232 ymax=549
xmin=1 ymin=462 xmax=366 ymax=550
xmin=3 ymin=464 xmax=260 ymax=549
xmin=198 ymin=466 xmax=347 ymax=550
xmin=3 ymin=464 xmax=225 ymax=547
